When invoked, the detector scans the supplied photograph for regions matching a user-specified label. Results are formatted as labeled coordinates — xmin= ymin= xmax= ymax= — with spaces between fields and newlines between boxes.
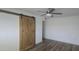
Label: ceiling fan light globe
xmin=46 ymin=13 xmax=52 ymax=16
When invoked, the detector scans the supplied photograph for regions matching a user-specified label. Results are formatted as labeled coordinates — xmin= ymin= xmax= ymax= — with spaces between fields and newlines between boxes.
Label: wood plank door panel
xmin=20 ymin=16 xmax=35 ymax=51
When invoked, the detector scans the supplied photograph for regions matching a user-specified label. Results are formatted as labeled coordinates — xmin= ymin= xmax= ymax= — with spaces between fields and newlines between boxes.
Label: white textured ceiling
xmin=21 ymin=8 xmax=79 ymax=17
xmin=1 ymin=8 xmax=79 ymax=17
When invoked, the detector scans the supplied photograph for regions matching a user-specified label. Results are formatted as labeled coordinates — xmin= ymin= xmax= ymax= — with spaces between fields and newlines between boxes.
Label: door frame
xmin=19 ymin=15 xmax=35 ymax=51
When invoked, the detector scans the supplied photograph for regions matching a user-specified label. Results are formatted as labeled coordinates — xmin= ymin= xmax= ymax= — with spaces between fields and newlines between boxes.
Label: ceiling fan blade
xmin=40 ymin=13 xmax=46 ymax=16
xmin=38 ymin=11 xmax=46 ymax=13
xmin=52 ymin=13 xmax=63 ymax=15
xmin=48 ymin=8 xmax=55 ymax=13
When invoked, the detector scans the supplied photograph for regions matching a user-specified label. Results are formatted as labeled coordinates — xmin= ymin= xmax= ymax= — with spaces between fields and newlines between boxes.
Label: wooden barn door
xmin=20 ymin=15 xmax=35 ymax=51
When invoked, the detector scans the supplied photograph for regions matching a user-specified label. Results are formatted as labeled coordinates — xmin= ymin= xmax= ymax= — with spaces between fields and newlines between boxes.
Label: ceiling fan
xmin=40 ymin=8 xmax=63 ymax=17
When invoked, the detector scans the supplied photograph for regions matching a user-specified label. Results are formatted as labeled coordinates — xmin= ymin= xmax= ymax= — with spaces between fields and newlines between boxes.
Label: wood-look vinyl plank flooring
xmin=29 ymin=39 xmax=79 ymax=51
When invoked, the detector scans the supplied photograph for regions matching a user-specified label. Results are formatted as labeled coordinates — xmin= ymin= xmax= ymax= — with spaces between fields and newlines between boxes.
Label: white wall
xmin=1 ymin=8 xmax=42 ymax=44
xmin=44 ymin=16 xmax=79 ymax=45
xmin=36 ymin=17 xmax=42 ymax=44
xmin=0 ymin=9 xmax=42 ymax=50
xmin=0 ymin=13 xmax=19 ymax=51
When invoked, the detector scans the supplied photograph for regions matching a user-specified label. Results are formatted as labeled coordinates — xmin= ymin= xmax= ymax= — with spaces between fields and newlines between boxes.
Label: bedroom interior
xmin=0 ymin=8 xmax=79 ymax=51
